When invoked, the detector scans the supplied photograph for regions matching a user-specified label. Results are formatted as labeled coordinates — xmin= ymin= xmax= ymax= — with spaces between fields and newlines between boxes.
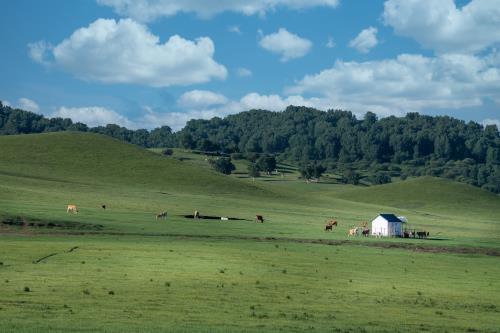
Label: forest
xmin=1 ymin=102 xmax=499 ymax=193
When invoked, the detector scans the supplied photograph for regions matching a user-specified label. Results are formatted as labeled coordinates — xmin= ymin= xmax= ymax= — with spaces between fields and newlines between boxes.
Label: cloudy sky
xmin=1 ymin=0 xmax=499 ymax=130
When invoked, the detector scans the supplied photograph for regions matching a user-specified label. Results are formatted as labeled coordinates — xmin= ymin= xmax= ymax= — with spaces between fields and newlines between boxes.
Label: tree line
xmin=1 ymin=102 xmax=499 ymax=193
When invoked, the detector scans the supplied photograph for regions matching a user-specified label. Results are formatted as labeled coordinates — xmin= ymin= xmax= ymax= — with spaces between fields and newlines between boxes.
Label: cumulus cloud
xmin=259 ymin=28 xmax=312 ymax=62
xmin=236 ymin=67 xmax=253 ymax=77
xmin=349 ymin=27 xmax=378 ymax=53
xmin=29 ymin=18 xmax=227 ymax=87
xmin=53 ymin=106 xmax=134 ymax=128
xmin=288 ymin=52 xmax=500 ymax=116
xmin=97 ymin=0 xmax=339 ymax=21
xmin=18 ymin=98 xmax=40 ymax=113
xmin=383 ymin=0 xmax=500 ymax=54
xmin=177 ymin=90 xmax=228 ymax=108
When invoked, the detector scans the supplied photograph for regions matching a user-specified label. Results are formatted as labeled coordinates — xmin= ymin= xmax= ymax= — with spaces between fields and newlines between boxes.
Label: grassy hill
xmin=0 ymin=132 xmax=499 ymax=333
xmin=0 ymin=132 xmax=272 ymax=196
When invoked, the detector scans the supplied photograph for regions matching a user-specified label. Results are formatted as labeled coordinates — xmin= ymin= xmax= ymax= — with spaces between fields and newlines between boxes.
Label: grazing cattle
xmin=362 ymin=228 xmax=370 ymax=237
xmin=256 ymin=215 xmax=264 ymax=223
xmin=101 ymin=204 xmax=106 ymax=210
xmin=325 ymin=220 xmax=337 ymax=231
xmin=416 ymin=231 xmax=428 ymax=239
xmin=194 ymin=210 xmax=200 ymax=219
xmin=156 ymin=211 xmax=167 ymax=220
xmin=67 ymin=204 xmax=78 ymax=214
xmin=348 ymin=228 xmax=358 ymax=236
xmin=327 ymin=220 xmax=338 ymax=227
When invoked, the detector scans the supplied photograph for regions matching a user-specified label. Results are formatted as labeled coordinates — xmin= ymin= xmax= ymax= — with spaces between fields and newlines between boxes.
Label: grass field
xmin=1 ymin=132 xmax=499 ymax=332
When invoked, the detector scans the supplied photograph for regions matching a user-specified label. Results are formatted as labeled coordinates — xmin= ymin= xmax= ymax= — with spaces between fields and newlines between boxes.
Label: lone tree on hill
xmin=257 ymin=156 xmax=277 ymax=175
xmin=300 ymin=162 xmax=326 ymax=182
xmin=209 ymin=158 xmax=236 ymax=175
xmin=247 ymin=163 xmax=261 ymax=181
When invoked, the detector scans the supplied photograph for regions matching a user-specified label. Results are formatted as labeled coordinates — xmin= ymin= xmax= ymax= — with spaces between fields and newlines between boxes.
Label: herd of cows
xmin=66 ymin=204 xmax=429 ymax=239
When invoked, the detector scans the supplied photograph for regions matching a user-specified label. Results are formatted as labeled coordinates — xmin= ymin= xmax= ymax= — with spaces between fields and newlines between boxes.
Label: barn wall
xmin=371 ymin=217 xmax=388 ymax=236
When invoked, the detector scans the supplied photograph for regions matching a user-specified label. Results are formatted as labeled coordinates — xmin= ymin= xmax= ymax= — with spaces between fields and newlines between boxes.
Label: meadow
xmin=0 ymin=132 xmax=499 ymax=332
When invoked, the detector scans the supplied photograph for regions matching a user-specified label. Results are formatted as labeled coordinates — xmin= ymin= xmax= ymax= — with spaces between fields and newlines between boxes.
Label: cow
xmin=348 ymin=228 xmax=358 ymax=236
xmin=194 ymin=210 xmax=200 ymax=219
xmin=325 ymin=220 xmax=337 ymax=231
xmin=67 ymin=204 xmax=78 ymax=214
xmin=156 ymin=211 xmax=167 ymax=220
xmin=417 ymin=231 xmax=429 ymax=239
xmin=101 ymin=204 xmax=106 ymax=210
xmin=362 ymin=228 xmax=370 ymax=237
xmin=256 ymin=215 xmax=264 ymax=223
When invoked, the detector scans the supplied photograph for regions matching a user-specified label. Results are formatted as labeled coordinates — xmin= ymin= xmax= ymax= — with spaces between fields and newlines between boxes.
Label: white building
xmin=371 ymin=214 xmax=405 ymax=237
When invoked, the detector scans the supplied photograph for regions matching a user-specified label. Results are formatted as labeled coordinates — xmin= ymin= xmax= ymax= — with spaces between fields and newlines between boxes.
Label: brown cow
xmin=67 ymin=204 xmax=78 ymax=214
xmin=325 ymin=220 xmax=337 ymax=231
xmin=256 ymin=215 xmax=264 ymax=223
xmin=362 ymin=228 xmax=370 ymax=237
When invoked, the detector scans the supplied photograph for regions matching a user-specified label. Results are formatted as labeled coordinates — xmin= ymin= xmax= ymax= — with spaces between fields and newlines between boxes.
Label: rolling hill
xmin=0 ymin=132 xmax=268 ymax=197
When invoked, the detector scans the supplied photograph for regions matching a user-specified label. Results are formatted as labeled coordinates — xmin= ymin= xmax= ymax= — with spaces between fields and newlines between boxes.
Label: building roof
xmin=378 ymin=214 xmax=404 ymax=223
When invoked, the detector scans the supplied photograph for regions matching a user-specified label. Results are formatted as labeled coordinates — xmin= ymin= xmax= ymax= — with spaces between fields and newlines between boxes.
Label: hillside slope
xmin=0 ymin=132 xmax=267 ymax=197
xmin=337 ymin=177 xmax=500 ymax=222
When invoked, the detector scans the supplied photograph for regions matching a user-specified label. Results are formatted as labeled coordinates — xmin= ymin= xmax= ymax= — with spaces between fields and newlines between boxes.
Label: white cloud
xmin=349 ymin=27 xmax=378 ymax=53
xmin=482 ymin=118 xmax=500 ymax=129
xmin=97 ymin=0 xmax=339 ymax=21
xmin=53 ymin=106 xmax=134 ymax=128
xmin=259 ymin=28 xmax=312 ymax=62
xmin=1 ymin=100 xmax=11 ymax=107
xmin=177 ymin=90 xmax=228 ymax=108
xmin=30 ymin=18 xmax=227 ymax=87
xmin=27 ymin=41 xmax=53 ymax=65
xmin=288 ymin=52 xmax=500 ymax=116
xmin=326 ymin=36 xmax=335 ymax=48
xmin=18 ymin=98 xmax=40 ymax=113
xmin=236 ymin=67 xmax=253 ymax=77
xmin=383 ymin=0 xmax=500 ymax=54
xmin=228 ymin=25 xmax=241 ymax=34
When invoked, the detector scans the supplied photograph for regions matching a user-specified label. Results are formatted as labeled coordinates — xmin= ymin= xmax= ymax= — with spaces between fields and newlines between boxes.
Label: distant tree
xmin=343 ymin=170 xmax=360 ymax=185
xmin=209 ymin=158 xmax=236 ymax=175
xmin=371 ymin=172 xmax=392 ymax=185
xmin=162 ymin=148 xmax=174 ymax=156
xmin=257 ymin=156 xmax=277 ymax=174
xmin=300 ymin=162 xmax=326 ymax=182
xmin=247 ymin=163 xmax=260 ymax=181
xmin=180 ymin=132 xmax=195 ymax=149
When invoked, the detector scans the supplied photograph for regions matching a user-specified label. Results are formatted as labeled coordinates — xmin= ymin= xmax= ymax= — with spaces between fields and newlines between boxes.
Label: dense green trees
xmin=299 ymin=162 xmax=326 ymax=181
xmin=1 ymin=102 xmax=499 ymax=193
xmin=0 ymin=102 xmax=175 ymax=148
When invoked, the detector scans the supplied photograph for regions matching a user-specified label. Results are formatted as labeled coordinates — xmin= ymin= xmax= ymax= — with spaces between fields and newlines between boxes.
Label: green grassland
xmin=0 ymin=132 xmax=499 ymax=333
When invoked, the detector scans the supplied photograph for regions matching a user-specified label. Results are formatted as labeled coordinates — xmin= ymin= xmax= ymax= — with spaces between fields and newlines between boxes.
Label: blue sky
xmin=1 ymin=0 xmax=499 ymax=130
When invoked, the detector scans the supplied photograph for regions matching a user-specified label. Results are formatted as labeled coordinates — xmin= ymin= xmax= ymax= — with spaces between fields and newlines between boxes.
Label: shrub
xmin=162 ymin=148 xmax=174 ymax=156
xmin=209 ymin=158 xmax=236 ymax=175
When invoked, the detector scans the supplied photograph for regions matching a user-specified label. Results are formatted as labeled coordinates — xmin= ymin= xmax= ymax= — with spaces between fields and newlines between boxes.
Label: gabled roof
xmin=378 ymin=214 xmax=403 ymax=223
